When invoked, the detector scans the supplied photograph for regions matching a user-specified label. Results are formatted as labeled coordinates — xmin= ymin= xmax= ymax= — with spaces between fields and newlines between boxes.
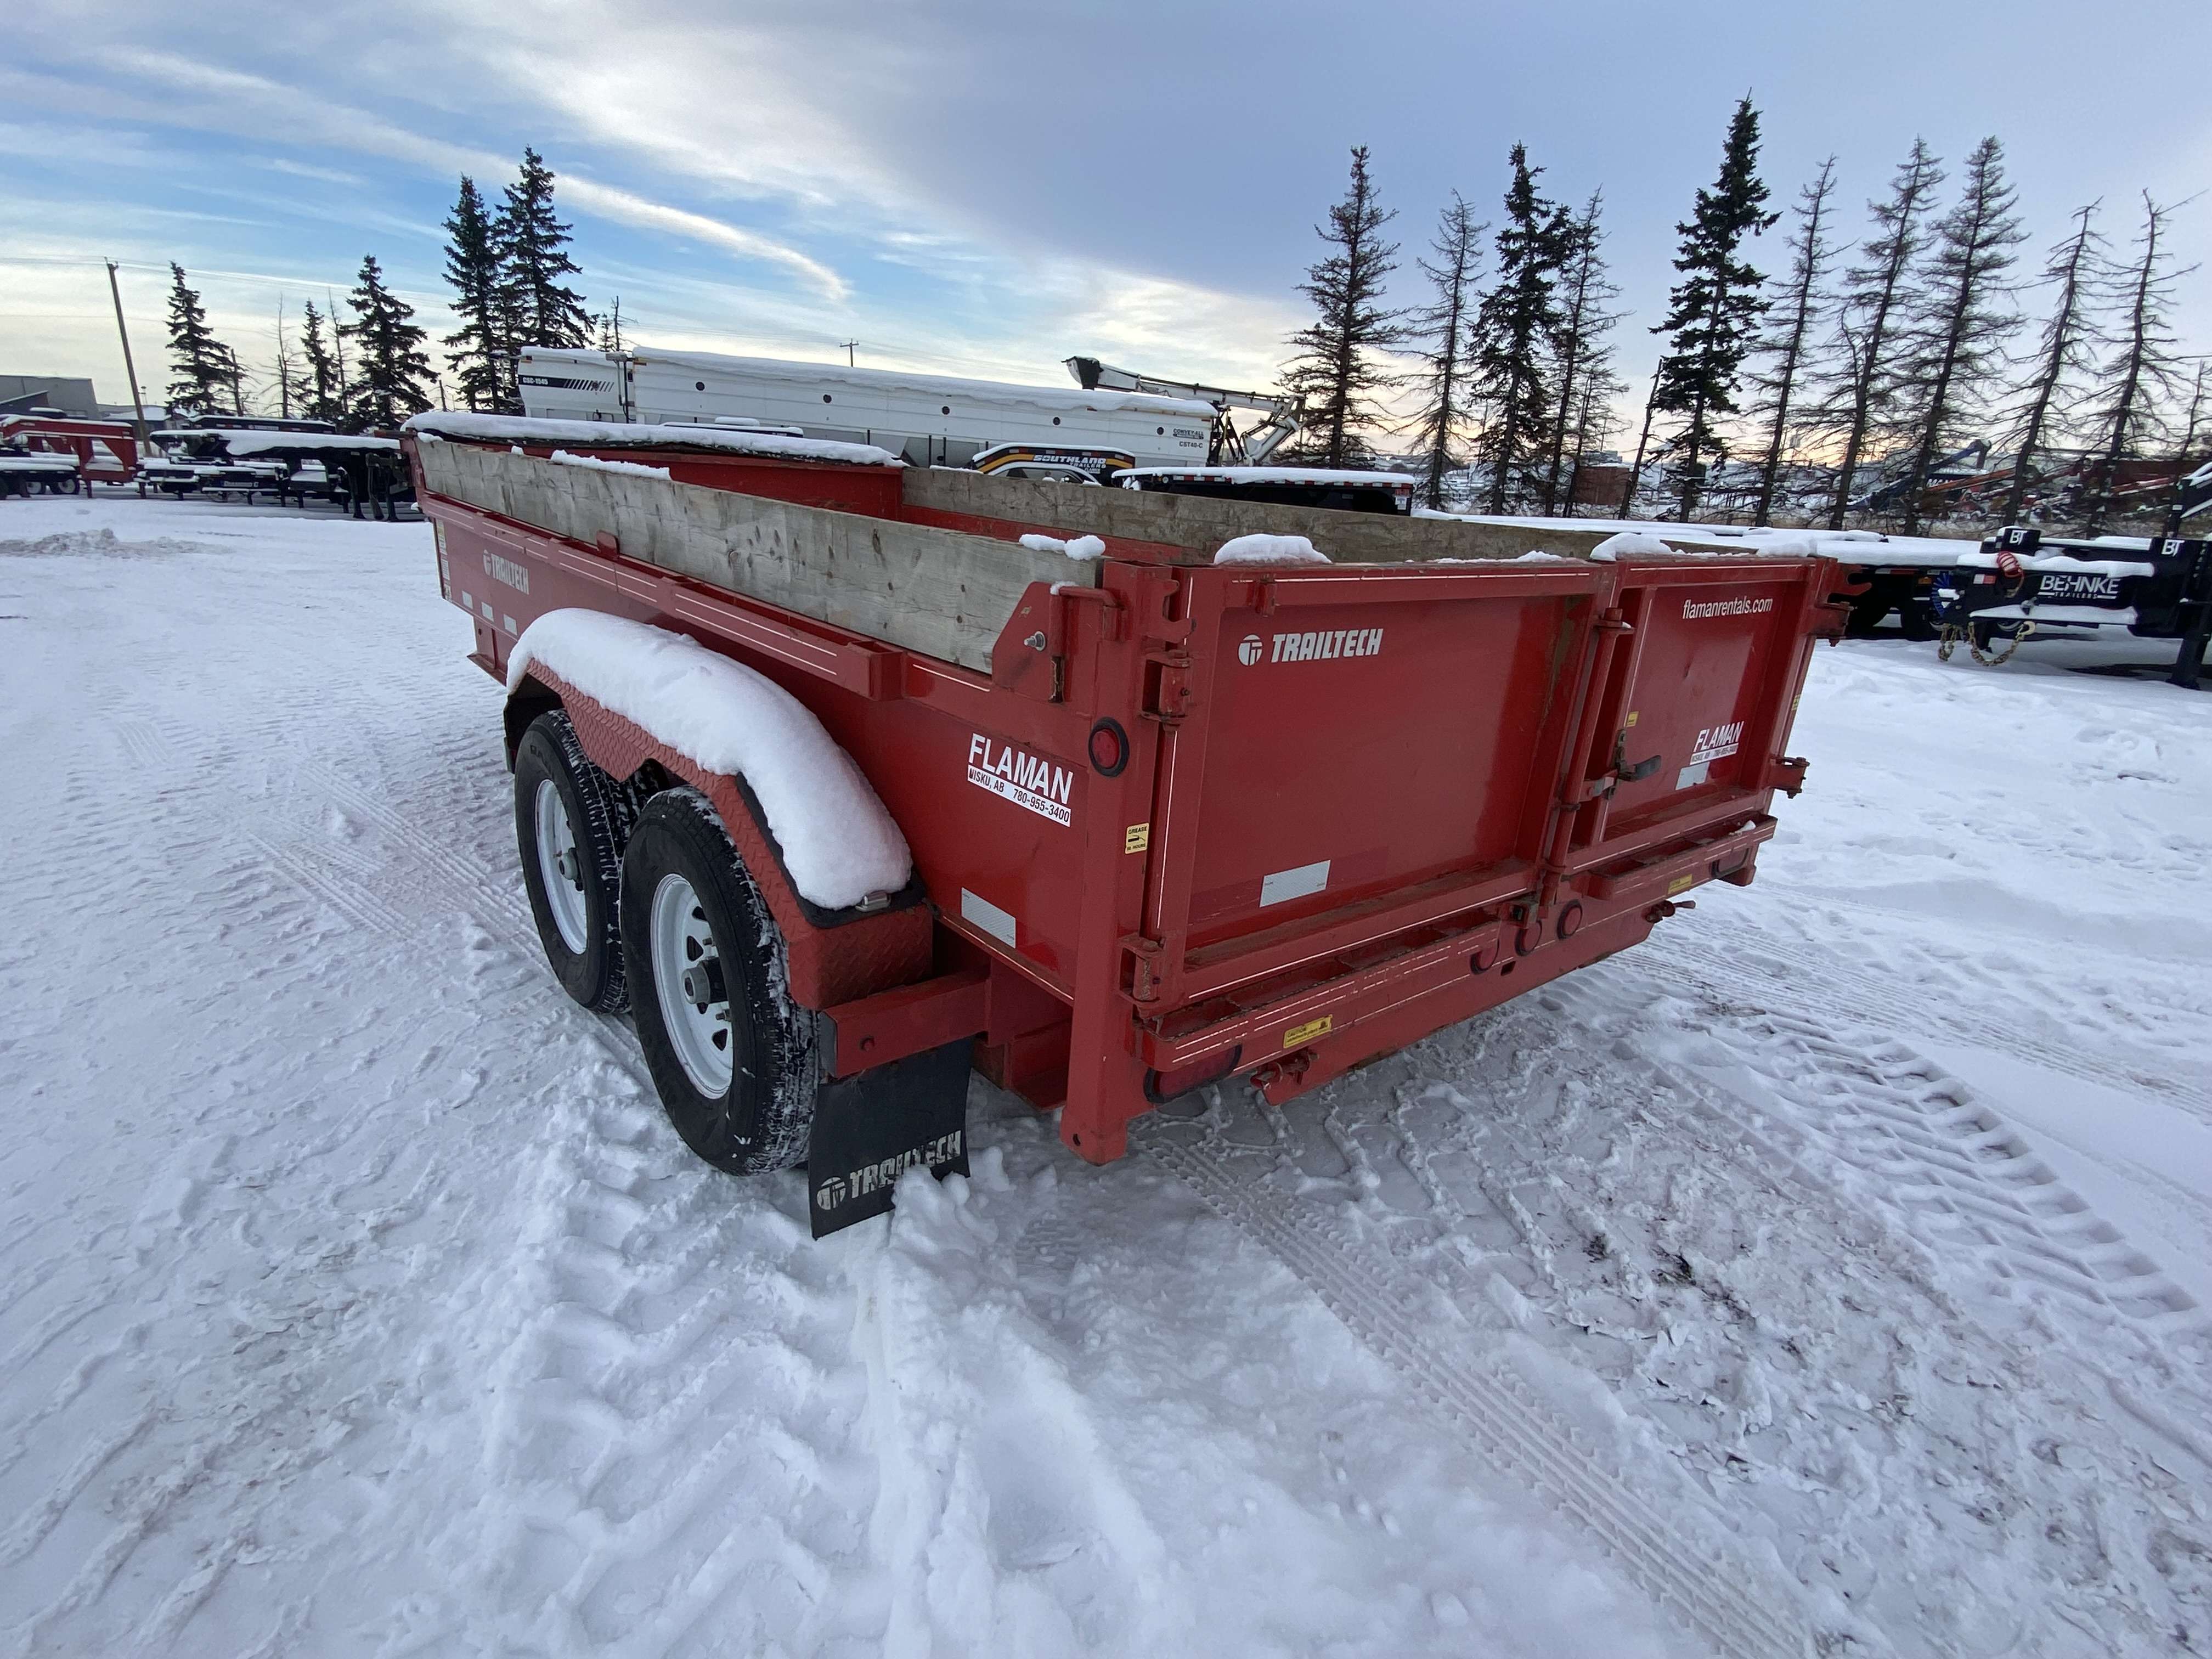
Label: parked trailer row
xmin=404 ymin=414 xmax=1842 ymax=1234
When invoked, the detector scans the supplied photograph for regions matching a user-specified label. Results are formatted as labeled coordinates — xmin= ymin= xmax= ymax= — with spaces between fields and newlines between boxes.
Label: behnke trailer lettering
xmin=404 ymin=410 xmax=1840 ymax=1235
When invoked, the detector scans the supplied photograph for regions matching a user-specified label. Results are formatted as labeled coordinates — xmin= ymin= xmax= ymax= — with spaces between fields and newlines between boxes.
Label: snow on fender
xmin=507 ymin=610 xmax=911 ymax=911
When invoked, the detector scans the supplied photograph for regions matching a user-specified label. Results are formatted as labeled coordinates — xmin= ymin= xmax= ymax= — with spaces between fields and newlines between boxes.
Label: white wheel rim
xmin=651 ymin=872 xmax=733 ymax=1097
xmin=534 ymin=779 xmax=588 ymax=954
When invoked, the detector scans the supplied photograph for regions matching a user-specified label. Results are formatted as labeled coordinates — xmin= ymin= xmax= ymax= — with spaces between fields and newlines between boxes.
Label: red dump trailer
xmin=405 ymin=415 xmax=1842 ymax=1234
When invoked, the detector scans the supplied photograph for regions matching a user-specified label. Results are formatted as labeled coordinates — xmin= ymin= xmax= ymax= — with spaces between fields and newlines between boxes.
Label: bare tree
xmin=1402 ymin=191 xmax=1487 ymax=507
xmin=1818 ymin=140 xmax=1943 ymax=528
xmin=2083 ymin=194 xmax=2195 ymax=535
xmin=1892 ymin=137 xmax=2025 ymax=535
xmin=1747 ymin=159 xmax=1838 ymax=526
xmin=271 ymin=300 xmax=306 ymax=420
xmin=1539 ymin=191 xmax=1624 ymax=516
xmin=2000 ymin=203 xmax=2104 ymax=523
xmin=1283 ymin=146 xmax=1405 ymax=467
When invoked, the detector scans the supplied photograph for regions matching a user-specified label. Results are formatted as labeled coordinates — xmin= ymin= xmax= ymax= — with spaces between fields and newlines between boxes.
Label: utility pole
xmin=1618 ymin=356 xmax=1667 ymax=519
xmin=843 ymin=340 xmax=859 ymax=368
xmin=106 ymin=261 xmax=148 ymax=442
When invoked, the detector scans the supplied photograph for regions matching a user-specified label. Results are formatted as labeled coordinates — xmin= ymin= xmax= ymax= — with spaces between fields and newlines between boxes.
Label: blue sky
xmin=5 ymin=1 xmax=2208 ymax=427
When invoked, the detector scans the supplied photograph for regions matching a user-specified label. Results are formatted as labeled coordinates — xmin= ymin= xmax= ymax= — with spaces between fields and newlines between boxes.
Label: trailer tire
xmin=620 ymin=788 xmax=818 ymax=1177
xmin=515 ymin=711 xmax=634 ymax=1014
xmin=1844 ymin=594 xmax=1892 ymax=637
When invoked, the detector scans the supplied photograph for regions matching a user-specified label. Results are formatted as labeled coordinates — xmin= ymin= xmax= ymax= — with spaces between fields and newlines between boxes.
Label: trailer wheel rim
xmin=650 ymin=872 xmax=734 ymax=1098
xmin=533 ymin=779 xmax=589 ymax=954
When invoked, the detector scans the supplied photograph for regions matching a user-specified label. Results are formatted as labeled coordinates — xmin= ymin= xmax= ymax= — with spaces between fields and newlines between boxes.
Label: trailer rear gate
xmin=407 ymin=420 xmax=1836 ymax=1215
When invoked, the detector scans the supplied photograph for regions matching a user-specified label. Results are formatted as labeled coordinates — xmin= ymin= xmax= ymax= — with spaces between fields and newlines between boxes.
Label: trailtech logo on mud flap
xmin=814 ymin=1130 xmax=965 ymax=1212
xmin=2036 ymin=571 xmax=2124 ymax=603
xmin=967 ymin=734 xmax=1073 ymax=826
xmin=1238 ymin=628 xmax=1386 ymax=665
xmin=1688 ymin=720 xmax=1745 ymax=764
xmin=1681 ymin=594 xmax=1771 ymax=620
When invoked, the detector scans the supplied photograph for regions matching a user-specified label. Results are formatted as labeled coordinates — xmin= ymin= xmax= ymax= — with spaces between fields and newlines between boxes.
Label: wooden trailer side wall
xmin=415 ymin=440 xmax=1090 ymax=673
xmin=899 ymin=467 xmax=1730 ymax=565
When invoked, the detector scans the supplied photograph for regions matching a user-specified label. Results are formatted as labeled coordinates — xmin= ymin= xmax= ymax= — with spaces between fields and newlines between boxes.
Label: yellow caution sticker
xmin=1282 ymin=1015 xmax=1332 ymax=1050
xmin=1125 ymin=822 xmax=1150 ymax=854
xmin=1625 ymin=710 xmax=1639 ymax=727
xmin=1666 ymin=873 xmax=1696 ymax=896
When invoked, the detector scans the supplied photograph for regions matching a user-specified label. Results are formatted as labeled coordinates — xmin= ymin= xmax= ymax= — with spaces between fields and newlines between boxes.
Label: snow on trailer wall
xmin=414 ymin=439 xmax=1092 ymax=674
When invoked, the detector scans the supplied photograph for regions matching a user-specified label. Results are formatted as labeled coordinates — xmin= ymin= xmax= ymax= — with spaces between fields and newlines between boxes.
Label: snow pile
xmin=1588 ymin=531 xmax=1675 ymax=561
xmin=1018 ymin=532 xmax=1106 ymax=560
xmin=507 ymin=610 xmax=910 ymax=909
xmin=549 ymin=449 xmax=671 ymax=481
xmin=1214 ymin=533 xmax=1330 ymax=567
xmin=405 ymin=411 xmax=904 ymax=469
xmin=212 ymin=432 xmax=401 ymax=456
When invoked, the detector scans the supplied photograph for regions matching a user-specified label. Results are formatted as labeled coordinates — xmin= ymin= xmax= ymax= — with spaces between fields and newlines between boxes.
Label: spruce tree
xmin=1283 ymin=146 xmax=1405 ymax=467
xmin=1402 ymin=191 xmax=1486 ymax=506
xmin=2083 ymin=194 xmax=2191 ymax=535
xmin=1892 ymin=137 xmax=2025 ymax=535
xmin=1650 ymin=96 xmax=1778 ymax=521
xmin=2000 ymin=204 xmax=2103 ymax=523
xmin=164 ymin=264 xmax=241 ymax=417
xmin=343 ymin=255 xmax=436 ymax=430
xmin=443 ymin=176 xmax=512 ymax=413
xmin=1468 ymin=143 xmax=1572 ymax=514
xmin=300 ymin=300 xmax=345 ymax=426
xmin=1539 ymin=191 xmax=1623 ymax=516
xmin=1747 ymin=159 xmax=1838 ymax=526
xmin=496 ymin=147 xmax=592 ymax=354
xmin=1819 ymin=140 xmax=1943 ymax=528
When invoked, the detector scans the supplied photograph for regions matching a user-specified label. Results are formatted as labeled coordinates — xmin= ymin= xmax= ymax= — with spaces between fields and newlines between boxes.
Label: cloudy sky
xmin=5 ymin=0 xmax=2208 ymax=426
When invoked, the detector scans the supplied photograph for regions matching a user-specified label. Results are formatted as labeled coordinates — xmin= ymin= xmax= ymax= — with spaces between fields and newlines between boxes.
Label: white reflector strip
xmin=960 ymin=888 xmax=1017 ymax=947
xmin=1259 ymin=859 xmax=1330 ymax=908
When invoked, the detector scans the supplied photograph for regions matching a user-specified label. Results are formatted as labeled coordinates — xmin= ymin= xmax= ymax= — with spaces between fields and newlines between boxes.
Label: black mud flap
xmin=806 ymin=1039 xmax=972 ymax=1237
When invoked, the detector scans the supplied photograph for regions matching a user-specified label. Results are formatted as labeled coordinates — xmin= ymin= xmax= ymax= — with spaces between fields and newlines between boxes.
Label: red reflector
xmin=1087 ymin=716 xmax=1129 ymax=777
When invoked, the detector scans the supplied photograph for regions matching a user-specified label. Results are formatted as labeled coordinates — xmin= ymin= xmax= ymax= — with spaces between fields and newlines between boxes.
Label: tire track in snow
xmin=1142 ymin=1123 xmax=1819 ymax=1659
xmin=1683 ymin=1005 xmax=2208 ymax=1335
xmin=1148 ymin=968 xmax=2212 ymax=1656
xmin=1649 ymin=921 xmax=2204 ymax=1105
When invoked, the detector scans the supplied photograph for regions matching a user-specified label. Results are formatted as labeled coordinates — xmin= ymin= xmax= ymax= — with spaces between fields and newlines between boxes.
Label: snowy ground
xmin=3 ymin=495 xmax=2209 ymax=1658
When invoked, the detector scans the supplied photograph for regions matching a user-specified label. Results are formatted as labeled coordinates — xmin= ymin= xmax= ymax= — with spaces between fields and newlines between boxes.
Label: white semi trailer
xmin=515 ymin=345 xmax=1223 ymax=470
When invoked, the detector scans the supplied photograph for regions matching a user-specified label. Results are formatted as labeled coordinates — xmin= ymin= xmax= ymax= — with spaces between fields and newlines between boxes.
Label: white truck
xmin=516 ymin=345 xmax=1223 ymax=471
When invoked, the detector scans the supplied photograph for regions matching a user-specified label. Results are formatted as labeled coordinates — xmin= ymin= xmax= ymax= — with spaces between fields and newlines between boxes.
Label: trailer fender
xmin=502 ymin=618 xmax=935 ymax=1012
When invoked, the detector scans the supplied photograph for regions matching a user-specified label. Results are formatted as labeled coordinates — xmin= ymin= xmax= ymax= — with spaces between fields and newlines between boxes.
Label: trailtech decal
xmin=814 ymin=1130 xmax=965 ymax=1214
xmin=1681 ymin=594 xmax=1772 ymax=620
xmin=967 ymin=734 xmax=1074 ymax=826
xmin=482 ymin=551 xmax=531 ymax=594
xmin=1240 ymin=627 xmax=1386 ymax=665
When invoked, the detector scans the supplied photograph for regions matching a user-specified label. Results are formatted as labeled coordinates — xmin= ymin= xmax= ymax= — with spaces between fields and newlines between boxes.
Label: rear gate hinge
xmin=1141 ymin=650 xmax=1195 ymax=725
xmin=1120 ymin=932 xmax=1165 ymax=1002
